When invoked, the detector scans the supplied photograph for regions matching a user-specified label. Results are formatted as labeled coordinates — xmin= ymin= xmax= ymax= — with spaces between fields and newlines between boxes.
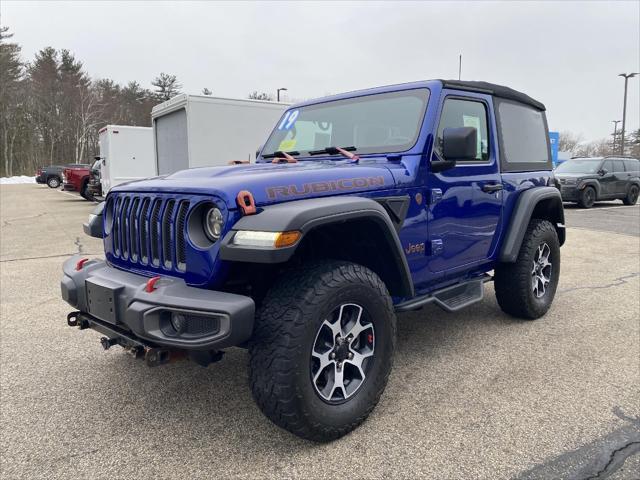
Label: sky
xmin=2 ymin=0 xmax=639 ymax=143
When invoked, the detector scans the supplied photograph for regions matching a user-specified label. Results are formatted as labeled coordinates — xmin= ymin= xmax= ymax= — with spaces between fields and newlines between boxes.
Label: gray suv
xmin=555 ymin=156 xmax=640 ymax=208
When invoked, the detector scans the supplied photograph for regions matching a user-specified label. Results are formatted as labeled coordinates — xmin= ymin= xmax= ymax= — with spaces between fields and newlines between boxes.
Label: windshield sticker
xmin=462 ymin=114 xmax=482 ymax=158
xmin=267 ymin=176 xmax=385 ymax=200
xmin=278 ymin=110 xmax=300 ymax=131
xmin=278 ymin=139 xmax=297 ymax=151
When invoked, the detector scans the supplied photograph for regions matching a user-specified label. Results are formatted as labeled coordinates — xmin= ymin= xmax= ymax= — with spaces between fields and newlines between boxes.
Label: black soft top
xmin=440 ymin=80 xmax=545 ymax=111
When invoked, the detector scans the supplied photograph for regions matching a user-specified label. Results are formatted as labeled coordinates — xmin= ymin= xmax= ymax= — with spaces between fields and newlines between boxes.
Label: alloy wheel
xmin=532 ymin=242 xmax=552 ymax=298
xmin=311 ymin=303 xmax=375 ymax=403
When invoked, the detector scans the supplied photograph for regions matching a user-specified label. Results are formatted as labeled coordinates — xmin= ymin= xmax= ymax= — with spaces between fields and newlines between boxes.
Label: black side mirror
xmin=443 ymin=127 xmax=477 ymax=161
xmin=431 ymin=127 xmax=477 ymax=172
xmin=598 ymin=168 xmax=608 ymax=176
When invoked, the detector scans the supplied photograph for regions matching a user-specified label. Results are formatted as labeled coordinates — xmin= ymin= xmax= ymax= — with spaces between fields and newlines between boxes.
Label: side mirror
xmin=431 ymin=127 xmax=477 ymax=173
xmin=598 ymin=168 xmax=608 ymax=176
xmin=443 ymin=127 xmax=477 ymax=161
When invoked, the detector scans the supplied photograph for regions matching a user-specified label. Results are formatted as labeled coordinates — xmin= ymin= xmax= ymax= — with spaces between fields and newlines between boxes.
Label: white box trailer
xmin=151 ymin=94 xmax=288 ymax=174
xmin=98 ymin=125 xmax=154 ymax=194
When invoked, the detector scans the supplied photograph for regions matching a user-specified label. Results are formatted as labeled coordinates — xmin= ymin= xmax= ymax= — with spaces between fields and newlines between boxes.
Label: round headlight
xmin=204 ymin=207 xmax=223 ymax=241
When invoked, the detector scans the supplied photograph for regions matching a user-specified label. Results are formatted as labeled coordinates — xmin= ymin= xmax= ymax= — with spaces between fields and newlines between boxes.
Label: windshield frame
xmin=259 ymin=87 xmax=431 ymax=161
xmin=555 ymin=159 xmax=603 ymax=174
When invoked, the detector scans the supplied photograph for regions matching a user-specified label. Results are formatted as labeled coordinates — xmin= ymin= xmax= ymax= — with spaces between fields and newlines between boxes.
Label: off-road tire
xmin=47 ymin=176 xmax=60 ymax=188
xmin=494 ymin=219 xmax=560 ymax=320
xmin=249 ymin=260 xmax=396 ymax=442
xmin=623 ymin=185 xmax=639 ymax=205
xmin=577 ymin=186 xmax=596 ymax=208
xmin=80 ymin=181 xmax=91 ymax=200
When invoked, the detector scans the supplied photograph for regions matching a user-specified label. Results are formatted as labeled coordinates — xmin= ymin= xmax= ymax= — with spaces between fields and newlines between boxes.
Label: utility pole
xmin=618 ymin=73 xmax=638 ymax=155
xmin=458 ymin=54 xmax=462 ymax=80
xmin=612 ymin=120 xmax=621 ymax=152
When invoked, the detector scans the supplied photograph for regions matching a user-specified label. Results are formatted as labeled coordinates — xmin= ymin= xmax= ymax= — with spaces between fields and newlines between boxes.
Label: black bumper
xmin=63 ymin=183 xmax=76 ymax=191
xmin=559 ymin=185 xmax=579 ymax=202
xmin=61 ymin=256 xmax=255 ymax=351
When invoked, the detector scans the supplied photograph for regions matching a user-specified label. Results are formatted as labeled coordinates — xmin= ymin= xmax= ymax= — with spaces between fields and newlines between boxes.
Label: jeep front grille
xmin=107 ymin=194 xmax=190 ymax=273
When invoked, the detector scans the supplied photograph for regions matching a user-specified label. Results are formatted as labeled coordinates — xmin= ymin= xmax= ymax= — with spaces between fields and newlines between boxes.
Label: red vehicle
xmin=62 ymin=165 xmax=92 ymax=200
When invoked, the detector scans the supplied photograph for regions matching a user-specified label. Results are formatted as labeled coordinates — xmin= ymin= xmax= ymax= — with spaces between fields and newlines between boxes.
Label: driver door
xmin=426 ymin=92 xmax=503 ymax=278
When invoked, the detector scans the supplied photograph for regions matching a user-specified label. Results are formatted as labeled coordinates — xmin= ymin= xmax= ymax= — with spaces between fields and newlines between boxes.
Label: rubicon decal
xmin=267 ymin=176 xmax=385 ymax=200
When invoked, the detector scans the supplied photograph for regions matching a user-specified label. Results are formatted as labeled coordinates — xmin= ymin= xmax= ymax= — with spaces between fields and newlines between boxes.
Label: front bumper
xmin=559 ymin=185 xmax=579 ymax=201
xmin=61 ymin=256 xmax=255 ymax=351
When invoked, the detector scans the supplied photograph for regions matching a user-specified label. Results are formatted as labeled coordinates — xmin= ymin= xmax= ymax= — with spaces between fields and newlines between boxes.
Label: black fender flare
xmin=220 ymin=196 xmax=414 ymax=297
xmin=499 ymin=187 xmax=566 ymax=263
xmin=578 ymin=179 xmax=601 ymax=197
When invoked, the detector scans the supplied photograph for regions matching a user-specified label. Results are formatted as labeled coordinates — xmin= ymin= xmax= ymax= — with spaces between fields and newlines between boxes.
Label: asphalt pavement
xmin=1 ymin=185 xmax=639 ymax=479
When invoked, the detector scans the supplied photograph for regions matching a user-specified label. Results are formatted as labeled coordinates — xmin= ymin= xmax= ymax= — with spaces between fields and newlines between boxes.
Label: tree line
xmin=0 ymin=27 xmax=189 ymax=176
xmin=558 ymin=130 xmax=640 ymax=158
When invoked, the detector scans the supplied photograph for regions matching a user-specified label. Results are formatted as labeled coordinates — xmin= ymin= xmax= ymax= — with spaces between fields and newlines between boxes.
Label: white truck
xmin=151 ymin=94 xmax=289 ymax=174
xmin=98 ymin=125 xmax=154 ymax=194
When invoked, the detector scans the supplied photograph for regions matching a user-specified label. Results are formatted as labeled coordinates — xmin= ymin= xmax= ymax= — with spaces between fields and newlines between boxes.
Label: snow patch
xmin=0 ymin=176 xmax=36 ymax=185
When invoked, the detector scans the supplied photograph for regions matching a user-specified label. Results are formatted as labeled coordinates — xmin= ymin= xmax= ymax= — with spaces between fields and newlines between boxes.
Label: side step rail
xmin=395 ymin=275 xmax=491 ymax=313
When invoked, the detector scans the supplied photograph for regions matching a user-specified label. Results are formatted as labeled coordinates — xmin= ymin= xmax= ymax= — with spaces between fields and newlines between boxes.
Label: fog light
xmin=170 ymin=313 xmax=187 ymax=334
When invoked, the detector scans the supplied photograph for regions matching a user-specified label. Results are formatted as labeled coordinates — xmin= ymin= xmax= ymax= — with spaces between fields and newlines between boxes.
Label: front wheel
xmin=249 ymin=261 xmax=396 ymax=442
xmin=494 ymin=219 xmax=561 ymax=320
xmin=623 ymin=185 xmax=639 ymax=205
xmin=577 ymin=186 xmax=596 ymax=208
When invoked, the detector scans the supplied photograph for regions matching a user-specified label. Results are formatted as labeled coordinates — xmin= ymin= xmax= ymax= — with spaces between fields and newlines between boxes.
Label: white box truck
xmin=98 ymin=125 xmax=154 ymax=194
xmin=151 ymin=94 xmax=288 ymax=174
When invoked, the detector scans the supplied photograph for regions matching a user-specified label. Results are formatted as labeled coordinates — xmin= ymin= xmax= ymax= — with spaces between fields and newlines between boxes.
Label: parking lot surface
xmin=1 ymin=185 xmax=639 ymax=479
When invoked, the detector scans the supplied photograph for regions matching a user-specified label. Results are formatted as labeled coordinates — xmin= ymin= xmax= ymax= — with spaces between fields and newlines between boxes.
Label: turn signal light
xmin=274 ymin=231 xmax=301 ymax=248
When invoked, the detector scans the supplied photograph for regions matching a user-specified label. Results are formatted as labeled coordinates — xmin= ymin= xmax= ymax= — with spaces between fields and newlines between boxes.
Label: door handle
xmin=481 ymin=183 xmax=503 ymax=193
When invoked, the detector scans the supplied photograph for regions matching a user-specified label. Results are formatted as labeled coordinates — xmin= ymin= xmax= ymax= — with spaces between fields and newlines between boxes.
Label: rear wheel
xmin=47 ymin=176 xmax=60 ymax=188
xmin=577 ymin=186 xmax=596 ymax=208
xmin=249 ymin=261 xmax=396 ymax=442
xmin=494 ymin=219 xmax=560 ymax=320
xmin=623 ymin=185 xmax=639 ymax=205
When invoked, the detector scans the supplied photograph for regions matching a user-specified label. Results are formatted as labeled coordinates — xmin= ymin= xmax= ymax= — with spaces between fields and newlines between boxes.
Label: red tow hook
xmin=237 ymin=190 xmax=257 ymax=215
xmin=75 ymin=258 xmax=90 ymax=271
xmin=145 ymin=276 xmax=162 ymax=293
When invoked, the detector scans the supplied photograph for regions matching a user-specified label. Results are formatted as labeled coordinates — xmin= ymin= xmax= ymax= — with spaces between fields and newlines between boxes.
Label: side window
xmin=613 ymin=160 xmax=625 ymax=172
xmin=602 ymin=160 xmax=614 ymax=173
xmin=436 ymin=98 xmax=489 ymax=161
xmin=496 ymin=100 xmax=550 ymax=170
xmin=624 ymin=159 xmax=639 ymax=173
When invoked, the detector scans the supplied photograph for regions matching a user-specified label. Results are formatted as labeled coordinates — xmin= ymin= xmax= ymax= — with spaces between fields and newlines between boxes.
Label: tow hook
xmin=67 ymin=311 xmax=79 ymax=327
xmin=100 ymin=337 xmax=119 ymax=350
xmin=145 ymin=348 xmax=171 ymax=367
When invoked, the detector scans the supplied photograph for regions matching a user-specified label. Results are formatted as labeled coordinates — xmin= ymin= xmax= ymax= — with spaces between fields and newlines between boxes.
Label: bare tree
xmin=248 ymin=91 xmax=273 ymax=101
xmin=557 ymin=131 xmax=583 ymax=154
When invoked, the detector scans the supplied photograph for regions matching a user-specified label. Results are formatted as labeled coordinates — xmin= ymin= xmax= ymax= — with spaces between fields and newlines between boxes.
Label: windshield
xmin=261 ymin=89 xmax=430 ymax=158
xmin=555 ymin=159 xmax=602 ymax=174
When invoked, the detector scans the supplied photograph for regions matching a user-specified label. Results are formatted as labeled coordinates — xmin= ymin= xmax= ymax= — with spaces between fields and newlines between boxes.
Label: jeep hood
xmin=110 ymin=161 xmax=398 ymax=208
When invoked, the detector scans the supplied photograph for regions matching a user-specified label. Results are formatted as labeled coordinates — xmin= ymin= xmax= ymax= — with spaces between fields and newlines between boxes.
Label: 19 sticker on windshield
xmin=278 ymin=110 xmax=299 ymax=131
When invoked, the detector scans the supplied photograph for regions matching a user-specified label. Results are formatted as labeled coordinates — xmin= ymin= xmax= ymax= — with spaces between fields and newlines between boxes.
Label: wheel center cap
xmin=334 ymin=339 xmax=350 ymax=361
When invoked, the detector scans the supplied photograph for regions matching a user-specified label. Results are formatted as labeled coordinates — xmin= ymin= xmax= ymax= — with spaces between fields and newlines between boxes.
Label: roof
xmin=440 ymin=80 xmax=546 ymax=111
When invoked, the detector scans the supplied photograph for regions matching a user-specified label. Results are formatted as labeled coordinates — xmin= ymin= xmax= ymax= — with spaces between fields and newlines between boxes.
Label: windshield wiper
xmin=308 ymin=146 xmax=359 ymax=162
xmin=261 ymin=150 xmax=300 ymax=159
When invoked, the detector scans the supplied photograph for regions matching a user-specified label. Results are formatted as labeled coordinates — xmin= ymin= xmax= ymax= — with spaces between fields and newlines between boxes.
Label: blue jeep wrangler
xmin=62 ymin=80 xmax=565 ymax=441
